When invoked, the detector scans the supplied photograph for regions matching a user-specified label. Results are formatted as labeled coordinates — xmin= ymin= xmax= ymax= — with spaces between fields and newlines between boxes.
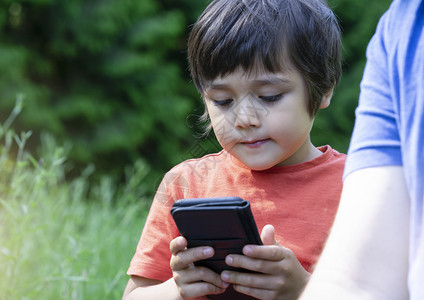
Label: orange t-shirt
xmin=127 ymin=145 xmax=346 ymax=281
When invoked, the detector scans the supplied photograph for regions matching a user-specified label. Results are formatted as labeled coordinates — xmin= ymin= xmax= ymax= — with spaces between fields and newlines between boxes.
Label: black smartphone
xmin=170 ymin=196 xmax=262 ymax=274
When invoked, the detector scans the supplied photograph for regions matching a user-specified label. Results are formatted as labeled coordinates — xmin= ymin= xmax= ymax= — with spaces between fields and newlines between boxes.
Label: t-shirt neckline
xmin=227 ymin=145 xmax=333 ymax=174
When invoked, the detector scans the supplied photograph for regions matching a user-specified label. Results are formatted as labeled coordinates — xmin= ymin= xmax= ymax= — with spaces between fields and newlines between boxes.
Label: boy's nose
xmin=233 ymin=98 xmax=261 ymax=129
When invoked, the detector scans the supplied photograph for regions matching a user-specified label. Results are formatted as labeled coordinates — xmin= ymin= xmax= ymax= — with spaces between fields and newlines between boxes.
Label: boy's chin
xmin=239 ymin=157 xmax=280 ymax=171
xmin=226 ymin=148 xmax=285 ymax=170
xmin=248 ymin=164 xmax=277 ymax=171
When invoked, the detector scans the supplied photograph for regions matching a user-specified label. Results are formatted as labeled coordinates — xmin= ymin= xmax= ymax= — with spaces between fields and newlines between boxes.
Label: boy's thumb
xmin=261 ymin=224 xmax=277 ymax=246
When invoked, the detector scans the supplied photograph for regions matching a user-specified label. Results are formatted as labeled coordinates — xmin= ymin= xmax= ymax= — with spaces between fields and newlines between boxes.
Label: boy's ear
xmin=319 ymin=89 xmax=334 ymax=109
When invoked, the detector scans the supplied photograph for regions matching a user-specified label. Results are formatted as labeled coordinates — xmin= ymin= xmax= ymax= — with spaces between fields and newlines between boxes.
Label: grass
xmin=0 ymin=99 xmax=151 ymax=299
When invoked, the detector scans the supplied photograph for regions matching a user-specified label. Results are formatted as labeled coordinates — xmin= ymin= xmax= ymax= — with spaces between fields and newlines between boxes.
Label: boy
xmin=123 ymin=0 xmax=345 ymax=299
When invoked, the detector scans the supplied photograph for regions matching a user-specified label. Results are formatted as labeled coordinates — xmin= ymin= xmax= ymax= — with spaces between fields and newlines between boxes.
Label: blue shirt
xmin=344 ymin=1 xmax=424 ymax=298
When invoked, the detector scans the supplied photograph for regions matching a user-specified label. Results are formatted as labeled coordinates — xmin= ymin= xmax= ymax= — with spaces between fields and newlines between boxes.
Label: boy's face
xmin=203 ymin=67 xmax=330 ymax=170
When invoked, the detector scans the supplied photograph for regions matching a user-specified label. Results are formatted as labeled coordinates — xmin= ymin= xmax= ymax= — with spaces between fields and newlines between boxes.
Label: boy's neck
xmin=275 ymin=139 xmax=322 ymax=167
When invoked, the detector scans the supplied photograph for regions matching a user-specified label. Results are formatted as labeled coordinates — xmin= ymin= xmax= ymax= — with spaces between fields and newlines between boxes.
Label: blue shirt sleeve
xmin=343 ymin=7 xmax=402 ymax=179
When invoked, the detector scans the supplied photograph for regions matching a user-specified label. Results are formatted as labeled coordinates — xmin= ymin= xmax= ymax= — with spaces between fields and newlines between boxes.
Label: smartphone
xmin=170 ymin=196 xmax=262 ymax=274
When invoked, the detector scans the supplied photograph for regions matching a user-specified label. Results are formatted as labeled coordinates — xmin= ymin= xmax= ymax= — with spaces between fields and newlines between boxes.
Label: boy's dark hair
xmin=188 ymin=0 xmax=342 ymax=117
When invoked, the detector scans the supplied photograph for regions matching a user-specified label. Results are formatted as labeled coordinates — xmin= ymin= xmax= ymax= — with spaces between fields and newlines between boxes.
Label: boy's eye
xmin=213 ymin=99 xmax=233 ymax=106
xmin=259 ymin=94 xmax=283 ymax=102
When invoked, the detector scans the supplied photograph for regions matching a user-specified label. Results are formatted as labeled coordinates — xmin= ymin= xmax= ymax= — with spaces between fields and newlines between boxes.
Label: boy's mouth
xmin=240 ymin=139 xmax=270 ymax=148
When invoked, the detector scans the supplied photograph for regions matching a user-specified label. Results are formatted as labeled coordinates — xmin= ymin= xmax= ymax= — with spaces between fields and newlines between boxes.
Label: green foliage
xmin=0 ymin=0 xmax=393 ymax=190
xmin=312 ymin=0 xmax=393 ymax=153
xmin=0 ymin=100 xmax=149 ymax=299
xmin=0 ymin=0 xmax=205 ymax=188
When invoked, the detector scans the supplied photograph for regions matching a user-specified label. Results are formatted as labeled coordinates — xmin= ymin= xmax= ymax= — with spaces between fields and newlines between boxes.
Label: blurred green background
xmin=0 ymin=0 xmax=392 ymax=193
xmin=0 ymin=0 xmax=392 ymax=298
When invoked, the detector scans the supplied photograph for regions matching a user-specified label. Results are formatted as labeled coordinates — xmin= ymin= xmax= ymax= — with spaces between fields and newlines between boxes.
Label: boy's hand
xmin=170 ymin=236 xmax=229 ymax=299
xmin=220 ymin=224 xmax=311 ymax=300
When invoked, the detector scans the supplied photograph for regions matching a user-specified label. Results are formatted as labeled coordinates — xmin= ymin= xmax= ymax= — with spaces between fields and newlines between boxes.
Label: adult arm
xmin=300 ymin=166 xmax=409 ymax=299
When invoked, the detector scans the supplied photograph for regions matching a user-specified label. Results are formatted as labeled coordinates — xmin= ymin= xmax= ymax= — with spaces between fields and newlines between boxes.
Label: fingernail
xmin=203 ymin=247 xmax=213 ymax=256
xmin=222 ymin=281 xmax=230 ymax=288
xmin=244 ymin=245 xmax=252 ymax=255
xmin=225 ymin=256 xmax=233 ymax=265
xmin=221 ymin=272 xmax=230 ymax=281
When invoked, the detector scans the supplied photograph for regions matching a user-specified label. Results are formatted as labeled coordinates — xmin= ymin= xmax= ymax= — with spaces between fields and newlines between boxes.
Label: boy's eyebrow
xmin=250 ymin=78 xmax=291 ymax=86
xmin=208 ymin=77 xmax=291 ymax=90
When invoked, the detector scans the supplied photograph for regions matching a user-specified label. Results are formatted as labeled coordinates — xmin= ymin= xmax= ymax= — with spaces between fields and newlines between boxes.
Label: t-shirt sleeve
xmin=344 ymin=10 xmax=402 ymax=179
xmin=126 ymin=171 xmax=184 ymax=281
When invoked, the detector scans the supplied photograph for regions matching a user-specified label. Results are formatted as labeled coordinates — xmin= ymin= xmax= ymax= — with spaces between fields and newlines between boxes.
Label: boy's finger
xmin=221 ymin=271 xmax=275 ymax=289
xmin=242 ymin=244 xmax=286 ymax=261
xmin=171 ymin=246 xmax=215 ymax=270
xmin=177 ymin=280 xmax=227 ymax=299
xmin=175 ymin=266 xmax=229 ymax=289
xmin=233 ymin=284 xmax=274 ymax=300
xmin=260 ymin=224 xmax=276 ymax=245
xmin=225 ymin=252 xmax=288 ymax=274
xmin=170 ymin=236 xmax=188 ymax=254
